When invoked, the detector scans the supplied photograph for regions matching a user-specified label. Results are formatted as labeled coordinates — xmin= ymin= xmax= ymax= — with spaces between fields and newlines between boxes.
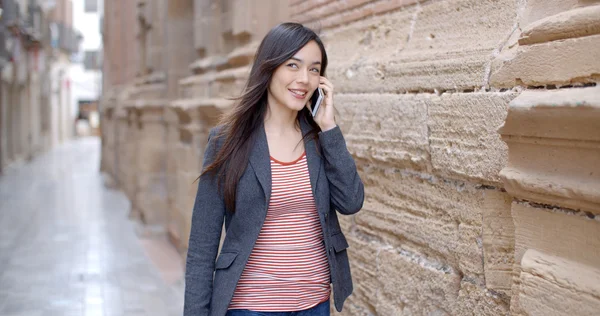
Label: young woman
xmin=184 ymin=22 xmax=364 ymax=316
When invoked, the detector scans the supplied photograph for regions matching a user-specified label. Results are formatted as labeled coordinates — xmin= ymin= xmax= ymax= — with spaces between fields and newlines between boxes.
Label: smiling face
xmin=267 ymin=40 xmax=323 ymax=113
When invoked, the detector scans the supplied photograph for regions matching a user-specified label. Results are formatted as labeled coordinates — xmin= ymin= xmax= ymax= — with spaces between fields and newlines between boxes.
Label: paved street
xmin=0 ymin=137 xmax=184 ymax=316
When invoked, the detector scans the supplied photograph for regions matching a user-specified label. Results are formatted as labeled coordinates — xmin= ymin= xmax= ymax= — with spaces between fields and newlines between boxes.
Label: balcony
xmin=50 ymin=22 xmax=82 ymax=54
xmin=0 ymin=0 xmax=57 ymax=52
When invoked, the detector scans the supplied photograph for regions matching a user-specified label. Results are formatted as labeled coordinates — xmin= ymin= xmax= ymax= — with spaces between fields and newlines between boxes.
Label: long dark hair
xmin=202 ymin=22 xmax=328 ymax=213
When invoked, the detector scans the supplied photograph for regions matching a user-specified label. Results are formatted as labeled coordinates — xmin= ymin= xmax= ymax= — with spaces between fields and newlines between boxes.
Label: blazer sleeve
xmin=184 ymin=128 xmax=225 ymax=316
xmin=319 ymin=126 xmax=365 ymax=215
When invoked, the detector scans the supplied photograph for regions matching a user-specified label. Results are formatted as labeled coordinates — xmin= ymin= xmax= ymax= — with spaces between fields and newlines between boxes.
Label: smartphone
xmin=310 ymin=88 xmax=324 ymax=117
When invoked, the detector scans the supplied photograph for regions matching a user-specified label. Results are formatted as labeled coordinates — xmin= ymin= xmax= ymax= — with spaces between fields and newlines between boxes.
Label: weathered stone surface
xmin=337 ymin=213 xmax=354 ymax=236
xmin=325 ymin=0 xmax=517 ymax=93
xmin=510 ymin=201 xmax=600 ymax=313
xmin=499 ymin=87 xmax=600 ymax=214
xmin=518 ymin=0 xmax=584 ymax=27
xmin=455 ymin=281 xmax=510 ymax=315
xmin=213 ymin=66 xmax=250 ymax=99
xmin=322 ymin=6 xmax=415 ymax=91
xmin=491 ymin=34 xmax=600 ymax=87
xmin=338 ymin=91 xmax=515 ymax=182
xmin=516 ymin=249 xmax=600 ymax=316
xmin=336 ymin=93 xmax=429 ymax=169
xmin=345 ymin=236 xmax=380 ymax=314
xmin=428 ymin=92 xmax=517 ymax=184
xmin=355 ymin=165 xmax=485 ymax=280
xmin=512 ymin=202 xmax=600 ymax=273
xmin=136 ymin=173 xmax=168 ymax=225
xmin=294 ymin=0 xmax=419 ymax=29
xmin=519 ymin=5 xmax=600 ymax=45
xmin=376 ymin=247 xmax=462 ymax=315
xmin=341 ymin=232 xmax=510 ymax=316
xmin=482 ymin=190 xmax=514 ymax=295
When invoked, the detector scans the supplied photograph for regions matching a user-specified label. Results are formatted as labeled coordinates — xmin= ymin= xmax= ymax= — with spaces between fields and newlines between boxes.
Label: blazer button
xmin=329 ymin=247 xmax=333 ymax=254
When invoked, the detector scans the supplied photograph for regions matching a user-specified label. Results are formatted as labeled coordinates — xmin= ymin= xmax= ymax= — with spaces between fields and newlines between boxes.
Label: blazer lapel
xmin=248 ymin=124 xmax=272 ymax=203
xmin=300 ymin=118 xmax=322 ymax=203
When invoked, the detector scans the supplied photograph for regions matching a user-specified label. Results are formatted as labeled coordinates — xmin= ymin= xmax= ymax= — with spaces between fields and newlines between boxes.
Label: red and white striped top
xmin=228 ymin=152 xmax=330 ymax=311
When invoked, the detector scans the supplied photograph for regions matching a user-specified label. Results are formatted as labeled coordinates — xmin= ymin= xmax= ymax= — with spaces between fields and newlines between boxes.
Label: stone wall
xmin=100 ymin=0 xmax=600 ymax=315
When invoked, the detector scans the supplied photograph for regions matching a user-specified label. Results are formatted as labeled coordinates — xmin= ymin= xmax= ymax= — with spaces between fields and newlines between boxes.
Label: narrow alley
xmin=0 ymin=137 xmax=184 ymax=316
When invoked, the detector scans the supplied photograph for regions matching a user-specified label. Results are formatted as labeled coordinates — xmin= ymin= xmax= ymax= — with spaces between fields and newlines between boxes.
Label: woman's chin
xmin=284 ymin=101 xmax=308 ymax=112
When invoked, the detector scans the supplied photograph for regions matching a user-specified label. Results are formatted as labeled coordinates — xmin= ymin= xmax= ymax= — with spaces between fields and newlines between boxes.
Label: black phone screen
xmin=309 ymin=88 xmax=319 ymax=110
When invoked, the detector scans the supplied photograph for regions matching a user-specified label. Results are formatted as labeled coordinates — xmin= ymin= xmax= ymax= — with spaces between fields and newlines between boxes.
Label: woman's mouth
xmin=289 ymin=89 xmax=307 ymax=99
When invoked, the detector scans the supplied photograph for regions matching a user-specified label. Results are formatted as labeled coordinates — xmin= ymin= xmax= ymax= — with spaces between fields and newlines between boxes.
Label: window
xmin=83 ymin=50 xmax=101 ymax=70
xmin=84 ymin=0 xmax=98 ymax=13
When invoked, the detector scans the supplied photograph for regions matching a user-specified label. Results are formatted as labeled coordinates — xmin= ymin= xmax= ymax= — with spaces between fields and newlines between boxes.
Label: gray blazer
xmin=184 ymin=117 xmax=365 ymax=316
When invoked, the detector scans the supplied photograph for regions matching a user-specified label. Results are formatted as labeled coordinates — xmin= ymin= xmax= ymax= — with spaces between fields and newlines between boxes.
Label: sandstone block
xmin=296 ymin=0 xmax=419 ymax=29
xmin=455 ymin=281 xmax=510 ymax=315
xmin=516 ymin=249 xmax=600 ymax=316
xmin=499 ymin=87 xmax=600 ymax=214
xmin=428 ymin=92 xmax=517 ymax=184
xmin=512 ymin=202 xmax=600 ymax=272
xmin=325 ymin=0 xmax=517 ymax=93
xmin=355 ymin=165 xmax=485 ymax=280
xmin=176 ymin=170 xmax=200 ymax=222
xmin=345 ymin=236 xmax=380 ymax=314
xmin=519 ymin=5 xmax=600 ymax=46
xmin=337 ymin=214 xmax=354 ymax=236
xmin=491 ymin=34 xmax=600 ymax=88
xmin=137 ymin=144 xmax=165 ymax=173
xmin=136 ymin=174 xmax=168 ymax=225
xmin=482 ymin=190 xmax=514 ymax=295
xmin=519 ymin=0 xmax=585 ymax=27
xmin=336 ymin=93 xmax=429 ymax=169
xmin=376 ymin=248 xmax=461 ymax=315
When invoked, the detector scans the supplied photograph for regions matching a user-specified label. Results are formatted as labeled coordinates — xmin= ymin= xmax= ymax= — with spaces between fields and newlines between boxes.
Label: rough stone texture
xmin=517 ymin=249 xmax=600 ymax=316
xmin=356 ymin=165 xmax=485 ymax=281
xmin=427 ymin=92 xmax=516 ymax=185
xmin=518 ymin=0 xmax=589 ymax=27
xmin=340 ymin=240 xmax=509 ymax=315
xmin=336 ymin=92 xmax=516 ymax=184
xmin=491 ymin=2 xmax=600 ymax=88
xmin=491 ymin=33 xmax=600 ymax=87
xmin=482 ymin=190 xmax=514 ymax=296
xmin=335 ymin=94 xmax=429 ymax=170
xmin=322 ymin=0 xmax=518 ymax=93
xmin=135 ymin=107 xmax=168 ymax=226
xmin=499 ymin=86 xmax=600 ymax=214
xmin=376 ymin=248 xmax=462 ymax=315
xmin=510 ymin=202 xmax=600 ymax=314
xmin=518 ymin=5 xmax=600 ymax=45
xmin=293 ymin=0 xmax=420 ymax=29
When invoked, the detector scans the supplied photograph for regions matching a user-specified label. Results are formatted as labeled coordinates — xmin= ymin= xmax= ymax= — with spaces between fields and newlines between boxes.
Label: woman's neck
xmin=264 ymin=99 xmax=299 ymax=135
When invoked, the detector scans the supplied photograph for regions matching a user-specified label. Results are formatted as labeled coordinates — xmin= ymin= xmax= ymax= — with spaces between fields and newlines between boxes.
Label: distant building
xmin=0 ymin=0 xmax=81 ymax=173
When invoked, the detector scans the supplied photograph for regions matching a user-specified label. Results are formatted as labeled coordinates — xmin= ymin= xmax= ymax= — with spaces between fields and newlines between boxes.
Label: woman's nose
xmin=296 ymin=69 xmax=309 ymax=83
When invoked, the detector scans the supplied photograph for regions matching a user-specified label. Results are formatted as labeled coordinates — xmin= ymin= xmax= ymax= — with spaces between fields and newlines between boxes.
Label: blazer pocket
xmin=331 ymin=232 xmax=349 ymax=253
xmin=215 ymin=252 xmax=238 ymax=270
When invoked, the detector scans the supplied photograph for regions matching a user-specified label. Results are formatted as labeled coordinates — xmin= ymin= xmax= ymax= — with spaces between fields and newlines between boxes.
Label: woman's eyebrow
xmin=290 ymin=57 xmax=321 ymax=65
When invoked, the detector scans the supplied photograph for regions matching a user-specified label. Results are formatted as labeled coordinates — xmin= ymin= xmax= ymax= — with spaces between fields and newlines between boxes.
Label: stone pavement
xmin=0 ymin=137 xmax=184 ymax=316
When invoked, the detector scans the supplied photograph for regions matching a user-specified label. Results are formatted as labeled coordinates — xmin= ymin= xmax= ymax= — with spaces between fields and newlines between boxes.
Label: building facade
xmin=0 ymin=0 xmax=81 ymax=173
xmin=100 ymin=0 xmax=600 ymax=315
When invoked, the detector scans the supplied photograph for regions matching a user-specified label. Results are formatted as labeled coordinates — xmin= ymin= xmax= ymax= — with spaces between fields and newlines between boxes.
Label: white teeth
xmin=290 ymin=90 xmax=306 ymax=96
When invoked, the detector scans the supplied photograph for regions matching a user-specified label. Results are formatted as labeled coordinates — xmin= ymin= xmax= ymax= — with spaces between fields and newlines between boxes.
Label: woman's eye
xmin=310 ymin=68 xmax=320 ymax=73
xmin=287 ymin=63 xmax=298 ymax=69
